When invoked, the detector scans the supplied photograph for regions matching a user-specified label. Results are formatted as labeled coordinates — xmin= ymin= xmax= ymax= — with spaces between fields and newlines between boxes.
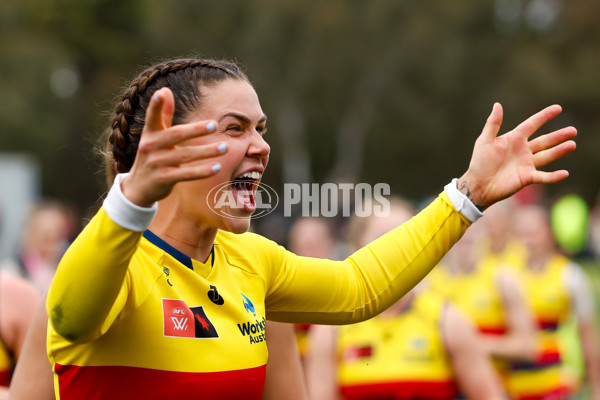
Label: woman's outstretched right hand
xmin=121 ymin=87 xmax=227 ymax=207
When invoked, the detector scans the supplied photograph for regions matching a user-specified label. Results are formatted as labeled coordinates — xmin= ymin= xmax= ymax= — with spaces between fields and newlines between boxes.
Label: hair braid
xmin=103 ymin=58 xmax=248 ymax=185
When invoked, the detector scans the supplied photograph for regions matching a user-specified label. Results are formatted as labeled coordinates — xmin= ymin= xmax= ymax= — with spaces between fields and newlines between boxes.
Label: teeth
xmin=240 ymin=171 xmax=261 ymax=180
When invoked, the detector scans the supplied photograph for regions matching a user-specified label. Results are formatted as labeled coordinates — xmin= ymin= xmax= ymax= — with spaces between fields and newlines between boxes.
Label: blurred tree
xmin=0 ymin=0 xmax=598 ymax=219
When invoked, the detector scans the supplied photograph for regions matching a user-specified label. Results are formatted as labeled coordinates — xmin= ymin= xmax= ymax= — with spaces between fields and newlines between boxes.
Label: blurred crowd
xmin=2 ymin=188 xmax=600 ymax=399
xmin=283 ymin=188 xmax=600 ymax=400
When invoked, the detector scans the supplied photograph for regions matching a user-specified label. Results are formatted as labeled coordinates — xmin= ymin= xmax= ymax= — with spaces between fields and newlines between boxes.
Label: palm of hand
xmin=461 ymin=103 xmax=576 ymax=208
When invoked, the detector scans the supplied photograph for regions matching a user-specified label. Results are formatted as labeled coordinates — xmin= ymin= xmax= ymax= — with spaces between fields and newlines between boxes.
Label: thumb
xmin=145 ymin=88 xmax=175 ymax=132
xmin=160 ymin=87 xmax=175 ymax=128
xmin=479 ymin=102 xmax=503 ymax=143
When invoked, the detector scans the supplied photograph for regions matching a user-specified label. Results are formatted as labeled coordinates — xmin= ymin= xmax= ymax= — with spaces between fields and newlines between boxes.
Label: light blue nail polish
xmin=212 ymin=163 xmax=221 ymax=173
xmin=153 ymin=93 xmax=159 ymax=101
xmin=218 ymin=143 xmax=227 ymax=153
xmin=207 ymin=122 xmax=215 ymax=132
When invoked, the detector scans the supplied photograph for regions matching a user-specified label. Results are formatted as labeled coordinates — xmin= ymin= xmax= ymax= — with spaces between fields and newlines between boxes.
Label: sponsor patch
xmin=162 ymin=299 xmax=219 ymax=339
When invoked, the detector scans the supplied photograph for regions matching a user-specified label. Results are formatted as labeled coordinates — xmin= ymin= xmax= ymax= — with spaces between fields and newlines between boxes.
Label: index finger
xmin=514 ymin=104 xmax=562 ymax=139
xmin=154 ymin=120 xmax=218 ymax=148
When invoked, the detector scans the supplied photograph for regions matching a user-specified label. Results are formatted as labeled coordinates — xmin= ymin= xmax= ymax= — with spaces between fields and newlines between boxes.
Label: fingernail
xmin=212 ymin=163 xmax=221 ymax=173
xmin=218 ymin=143 xmax=227 ymax=153
xmin=207 ymin=122 xmax=215 ymax=132
xmin=153 ymin=93 xmax=160 ymax=102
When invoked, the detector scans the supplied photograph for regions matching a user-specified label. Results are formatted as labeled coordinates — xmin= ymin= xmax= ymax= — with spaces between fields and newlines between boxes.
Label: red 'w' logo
xmin=171 ymin=317 xmax=189 ymax=331
xmin=163 ymin=299 xmax=194 ymax=338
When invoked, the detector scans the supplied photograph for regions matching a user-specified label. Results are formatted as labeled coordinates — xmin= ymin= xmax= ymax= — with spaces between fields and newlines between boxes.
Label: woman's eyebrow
xmin=218 ymin=112 xmax=267 ymax=124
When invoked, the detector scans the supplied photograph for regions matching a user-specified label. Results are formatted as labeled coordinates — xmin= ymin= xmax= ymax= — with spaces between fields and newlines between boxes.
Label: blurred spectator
xmin=429 ymin=206 xmax=536 ymax=395
xmin=288 ymin=217 xmax=335 ymax=259
xmin=478 ymin=198 xmax=528 ymax=268
xmin=6 ymin=302 xmax=54 ymax=400
xmin=0 ymin=201 xmax=71 ymax=292
xmin=510 ymin=204 xmax=600 ymax=399
xmin=0 ymin=272 xmax=41 ymax=399
xmin=262 ymin=321 xmax=309 ymax=400
xmin=287 ymin=217 xmax=336 ymax=373
xmin=305 ymin=200 xmax=505 ymax=400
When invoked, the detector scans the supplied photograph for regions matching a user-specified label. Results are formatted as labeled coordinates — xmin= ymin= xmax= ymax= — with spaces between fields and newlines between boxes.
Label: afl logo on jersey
xmin=171 ymin=307 xmax=186 ymax=315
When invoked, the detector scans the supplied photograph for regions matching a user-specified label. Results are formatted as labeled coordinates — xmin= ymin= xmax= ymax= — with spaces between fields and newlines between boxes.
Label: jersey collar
xmin=143 ymin=230 xmax=215 ymax=270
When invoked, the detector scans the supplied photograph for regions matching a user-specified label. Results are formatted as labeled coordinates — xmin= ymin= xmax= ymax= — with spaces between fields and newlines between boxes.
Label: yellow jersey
xmin=47 ymin=187 xmax=471 ymax=399
xmin=430 ymin=261 xmax=507 ymax=336
xmin=507 ymin=254 xmax=573 ymax=400
xmin=337 ymin=291 xmax=457 ymax=400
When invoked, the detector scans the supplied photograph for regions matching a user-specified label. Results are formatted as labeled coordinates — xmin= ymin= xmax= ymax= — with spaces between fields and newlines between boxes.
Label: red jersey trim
xmin=55 ymin=363 xmax=266 ymax=400
xmin=536 ymin=319 xmax=559 ymax=332
xmin=0 ymin=369 xmax=11 ymax=387
xmin=340 ymin=380 xmax=459 ymax=400
xmin=478 ymin=326 xmax=507 ymax=335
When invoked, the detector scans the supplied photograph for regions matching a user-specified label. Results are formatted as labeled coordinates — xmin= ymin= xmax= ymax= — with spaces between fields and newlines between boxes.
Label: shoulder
xmin=214 ymin=231 xmax=291 ymax=277
xmin=215 ymin=230 xmax=285 ymax=261
xmin=0 ymin=272 xmax=40 ymax=302
xmin=0 ymin=272 xmax=40 ymax=333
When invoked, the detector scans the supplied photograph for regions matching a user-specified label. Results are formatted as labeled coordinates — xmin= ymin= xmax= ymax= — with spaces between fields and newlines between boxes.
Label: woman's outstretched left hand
xmin=458 ymin=103 xmax=576 ymax=210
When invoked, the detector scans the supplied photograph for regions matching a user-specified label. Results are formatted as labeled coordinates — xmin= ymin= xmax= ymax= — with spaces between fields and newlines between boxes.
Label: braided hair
xmin=103 ymin=58 xmax=248 ymax=186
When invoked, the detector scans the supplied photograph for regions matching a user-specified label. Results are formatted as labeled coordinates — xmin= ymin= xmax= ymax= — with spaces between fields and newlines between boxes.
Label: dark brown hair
xmin=103 ymin=58 xmax=248 ymax=186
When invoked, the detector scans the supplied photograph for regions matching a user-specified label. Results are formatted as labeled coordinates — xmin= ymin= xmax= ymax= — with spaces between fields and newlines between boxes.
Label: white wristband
xmin=103 ymin=173 xmax=158 ymax=232
xmin=444 ymin=178 xmax=484 ymax=223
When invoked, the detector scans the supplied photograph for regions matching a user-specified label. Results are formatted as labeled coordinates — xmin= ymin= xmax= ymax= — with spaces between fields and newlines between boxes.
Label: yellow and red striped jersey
xmin=47 ymin=191 xmax=470 ymax=400
xmin=337 ymin=291 xmax=457 ymax=400
xmin=507 ymin=254 xmax=573 ymax=400
xmin=429 ymin=261 xmax=507 ymax=335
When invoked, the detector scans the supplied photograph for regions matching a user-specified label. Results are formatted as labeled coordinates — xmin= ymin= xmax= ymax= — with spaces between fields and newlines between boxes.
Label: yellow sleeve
xmin=264 ymin=192 xmax=470 ymax=324
xmin=46 ymin=208 xmax=140 ymax=343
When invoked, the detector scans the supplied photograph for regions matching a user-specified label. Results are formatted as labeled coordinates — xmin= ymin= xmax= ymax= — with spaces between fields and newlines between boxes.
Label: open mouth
xmin=230 ymin=171 xmax=262 ymax=213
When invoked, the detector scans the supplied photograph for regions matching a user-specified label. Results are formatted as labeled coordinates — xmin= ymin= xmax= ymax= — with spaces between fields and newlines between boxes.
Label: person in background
xmin=288 ymin=217 xmax=335 ymax=260
xmin=0 ymin=201 xmax=71 ymax=292
xmin=429 ymin=203 xmax=536 ymax=391
xmin=6 ymin=303 xmax=55 ymax=400
xmin=305 ymin=200 xmax=506 ymax=400
xmin=262 ymin=321 xmax=309 ymax=400
xmin=287 ymin=217 xmax=336 ymax=372
xmin=0 ymin=272 xmax=41 ymax=399
xmin=478 ymin=198 xmax=527 ymax=268
xmin=510 ymin=204 xmax=600 ymax=400
xmin=589 ymin=193 xmax=600 ymax=262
